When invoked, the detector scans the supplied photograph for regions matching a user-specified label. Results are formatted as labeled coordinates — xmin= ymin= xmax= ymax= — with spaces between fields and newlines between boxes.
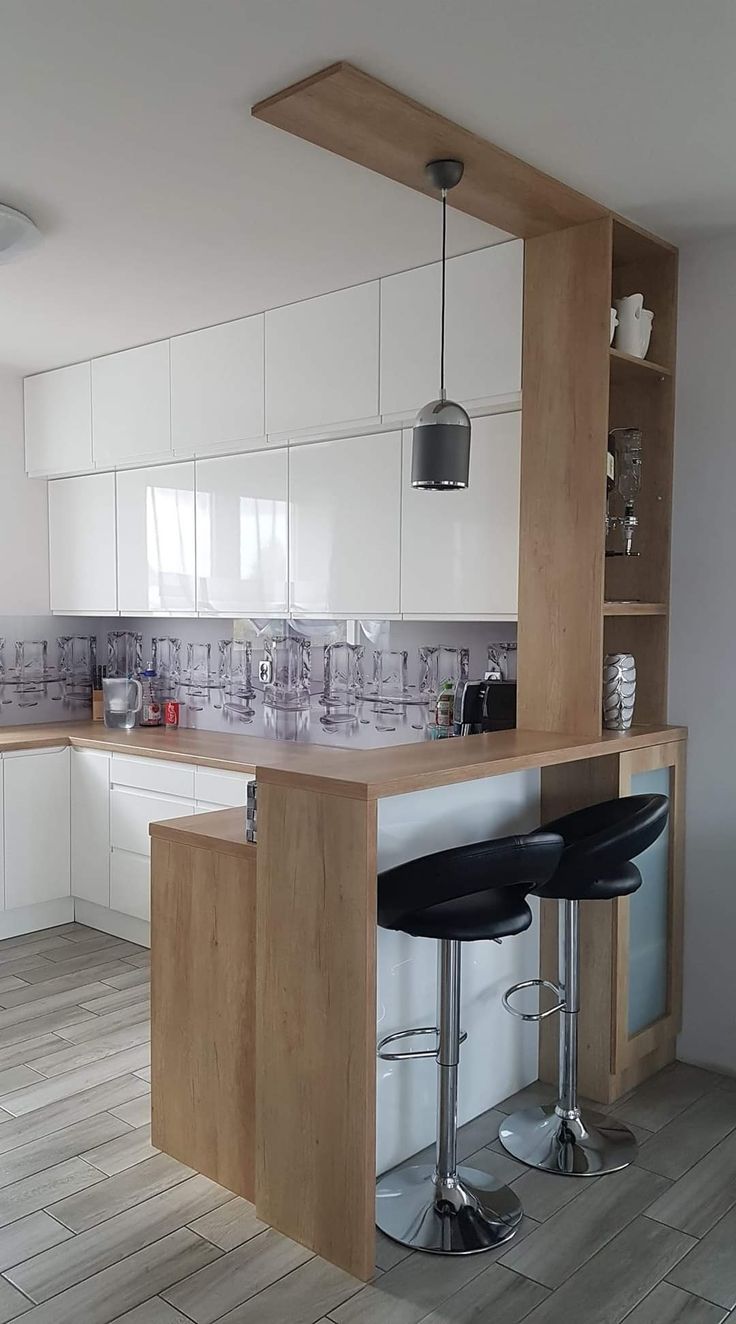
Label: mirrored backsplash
xmin=0 ymin=616 xmax=517 ymax=746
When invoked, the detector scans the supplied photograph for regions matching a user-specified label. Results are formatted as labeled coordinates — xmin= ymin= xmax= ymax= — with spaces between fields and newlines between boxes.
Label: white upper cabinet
xmin=171 ymin=316 xmax=265 ymax=456
xmin=49 ymin=472 xmax=117 ymax=614
xmin=401 ymin=412 xmax=521 ymax=618
xmin=266 ymin=282 xmax=380 ymax=437
xmin=117 ymin=462 xmax=195 ymax=614
xmin=380 ymin=241 xmax=524 ymax=420
xmin=289 ymin=430 xmax=401 ymax=616
xmin=24 ymin=362 xmax=93 ymax=476
xmin=92 ymin=341 xmax=171 ymax=468
xmin=196 ymin=449 xmax=288 ymax=616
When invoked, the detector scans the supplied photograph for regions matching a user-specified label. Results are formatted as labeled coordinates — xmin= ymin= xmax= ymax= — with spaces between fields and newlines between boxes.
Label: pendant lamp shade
xmin=411 ymin=159 xmax=471 ymax=491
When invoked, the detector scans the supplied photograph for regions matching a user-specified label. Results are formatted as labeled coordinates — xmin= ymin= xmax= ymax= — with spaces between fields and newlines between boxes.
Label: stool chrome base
xmin=376 ymin=1163 xmax=523 ymax=1255
xmin=498 ymin=1105 xmax=638 ymax=1176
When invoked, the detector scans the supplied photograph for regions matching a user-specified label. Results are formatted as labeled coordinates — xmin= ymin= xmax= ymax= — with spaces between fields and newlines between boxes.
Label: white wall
xmin=670 ymin=233 xmax=736 ymax=1075
xmin=0 ymin=371 xmax=48 ymax=613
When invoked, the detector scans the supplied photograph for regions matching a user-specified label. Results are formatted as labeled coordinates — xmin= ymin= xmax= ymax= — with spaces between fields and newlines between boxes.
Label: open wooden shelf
xmin=603 ymin=600 xmax=668 ymax=617
xmin=610 ymin=347 xmax=672 ymax=382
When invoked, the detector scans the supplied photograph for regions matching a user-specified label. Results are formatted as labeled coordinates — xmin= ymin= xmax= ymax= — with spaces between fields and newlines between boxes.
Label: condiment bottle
xmin=139 ymin=668 xmax=162 ymax=727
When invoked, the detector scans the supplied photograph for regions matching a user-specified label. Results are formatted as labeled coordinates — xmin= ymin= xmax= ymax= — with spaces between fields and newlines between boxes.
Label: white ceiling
xmin=2 ymin=0 xmax=735 ymax=374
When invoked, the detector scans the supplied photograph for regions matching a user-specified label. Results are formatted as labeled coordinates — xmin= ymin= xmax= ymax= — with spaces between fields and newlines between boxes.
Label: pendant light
xmin=411 ymin=159 xmax=471 ymax=490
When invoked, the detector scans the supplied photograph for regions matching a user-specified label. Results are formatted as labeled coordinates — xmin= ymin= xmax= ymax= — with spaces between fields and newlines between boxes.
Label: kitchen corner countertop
xmin=0 ymin=719 xmax=687 ymax=799
xmin=149 ymin=807 xmax=255 ymax=859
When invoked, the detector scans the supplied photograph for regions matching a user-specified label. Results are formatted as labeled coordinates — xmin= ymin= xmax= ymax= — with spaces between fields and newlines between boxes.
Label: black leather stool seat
xmin=378 ymin=832 xmax=563 ymax=942
xmin=532 ymin=795 xmax=669 ymax=902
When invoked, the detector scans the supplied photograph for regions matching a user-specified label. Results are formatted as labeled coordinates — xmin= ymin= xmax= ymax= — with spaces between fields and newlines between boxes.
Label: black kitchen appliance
xmin=453 ymin=677 xmax=517 ymax=734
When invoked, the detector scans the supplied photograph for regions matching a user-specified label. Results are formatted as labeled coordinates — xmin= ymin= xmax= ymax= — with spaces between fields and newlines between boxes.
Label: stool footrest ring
xmin=377 ymin=1025 xmax=468 ymax=1061
xmin=502 ymin=979 xmax=565 ymax=1022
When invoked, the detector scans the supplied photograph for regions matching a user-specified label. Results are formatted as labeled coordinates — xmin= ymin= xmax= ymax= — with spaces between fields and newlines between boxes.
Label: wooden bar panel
xmin=255 ymin=783 xmax=378 ymax=1281
xmin=517 ymin=217 xmax=612 ymax=736
xmin=151 ymin=837 xmax=257 ymax=1197
xmin=252 ymin=62 xmax=606 ymax=239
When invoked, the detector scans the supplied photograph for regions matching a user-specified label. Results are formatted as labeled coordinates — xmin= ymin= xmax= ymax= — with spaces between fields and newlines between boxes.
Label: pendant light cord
xmin=440 ymin=187 xmax=447 ymax=399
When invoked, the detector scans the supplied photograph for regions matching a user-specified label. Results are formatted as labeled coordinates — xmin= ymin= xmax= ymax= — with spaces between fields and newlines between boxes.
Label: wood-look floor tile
xmin=496 ymin=1081 xmax=557 ymax=1115
xmin=0 ymin=1044 xmax=150 ymax=1116
xmin=0 ymin=1155 xmax=103 ymax=1226
xmin=54 ymin=1004 xmax=150 ymax=1044
xmin=509 ymin=1161 xmax=596 ymax=1223
xmin=329 ymin=1242 xmax=492 ymax=1324
xmin=373 ymin=1230 xmax=412 ymax=1274
xmin=29 ymin=1026 xmax=151 ymax=1079
xmin=51 ymin=1151 xmax=194 ymax=1232
xmin=0 ymin=1209 xmax=72 ymax=1271
xmin=521 ymin=1215 xmax=696 ymax=1324
xmin=0 ymin=976 xmax=30 ymax=995
xmin=0 ymin=932 xmax=73 ymax=959
xmin=82 ymin=1124 xmax=157 ymax=1176
xmin=0 ymin=984 xmax=114 ymax=1030
xmin=15 ymin=947 xmax=143 ymax=984
xmin=0 ymin=1066 xmax=43 ymax=1097
xmin=500 ymin=1162 xmax=670 ymax=1289
xmin=214 ymin=1254 xmax=363 ymax=1324
xmin=124 ymin=953 xmax=151 ymax=967
xmin=110 ymin=1095 xmax=150 ymax=1128
xmin=463 ymin=1143 xmax=522 ymax=1187
xmin=612 ymin=1063 xmax=721 ymax=1133
xmin=134 ymin=1066 xmax=151 ymax=1082
xmin=162 ymin=1227 xmax=313 ymax=1323
xmin=80 ymin=987 xmax=151 ymax=1015
xmin=7 ymin=1227 xmax=221 ymax=1324
xmin=0 ymin=1006 xmax=96 ymax=1050
xmin=0 ymin=1273 xmax=33 ymax=1321
xmin=0 ymin=1075 xmax=148 ymax=1155
xmin=421 ymin=1263 xmax=548 ymax=1324
xmin=8 ymin=1173 xmax=231 ymax=1302
xmin=102 ymin=968 xmax=151 ymax=992
xmin=0 ymin=964 xmax=136 ymax=1006
xmin=187 ymin=1197 xmax=267 ymax=1251
xmin=0 ymin=1035 xmax=66 ymax=1073
xmin=624 ymin=1282 xmax=729 ymax=1322
xmin=0 ymin=1112 xmax=130 ymax=1189
xmin=637 ymin=1089 xmax=736 ymax=1181
xmin=110 ymin=1301 xmax=192 ymax=1324
xmin=667 ymin=1205 xmax=736 ymax=1309
xmin=646 ymin=1128 xmax=736 ymax=1237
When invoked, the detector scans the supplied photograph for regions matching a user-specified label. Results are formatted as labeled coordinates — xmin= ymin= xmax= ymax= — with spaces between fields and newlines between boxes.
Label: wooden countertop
xmin=0 ymin=719 xmax=686 ymax=799
xmin=150 ymin=808 xmax=255 ymax=861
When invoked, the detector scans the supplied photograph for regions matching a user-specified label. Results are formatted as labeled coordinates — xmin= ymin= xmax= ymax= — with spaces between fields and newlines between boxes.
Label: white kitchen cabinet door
xmin=49 ymin=472 xmax=118 ymax=614
xmin=0 ymin=761 xmax=4 ymax=911
xmin=111 ymin=787 xmax=193 ymax=858
xmin=3 ymin=749 xmax=70 ymax=908
xmin=266 ymin=282 xmax=379 ymax=438
xmin=196 ymin=449 xmax=288 ymax=615
xmin=289 ymin=430 xmax=401 ymax=616
xmin=24 ymin=362 xmax=92 ymax=476
xmin=380 ymin=241 xmax=523 ymax=420
xmin=92 ymin=341 xmax=171 ymax=467
xmin=110 ymin=850 xmax=151 ymax=922
xmin=401 ymin=412 xmax=521 ymax=618
xmin=71 ymin=749 xmax=110 ymax=907
xmin=116 ymin=462 xmax=196 ymax=614
xmin=171 ymin=316 xmax=265 ymax=456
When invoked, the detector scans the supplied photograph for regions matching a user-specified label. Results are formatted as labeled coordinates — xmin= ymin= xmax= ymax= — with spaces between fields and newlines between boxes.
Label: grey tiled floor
xmin=0 ymin=924 xmax=733 ymax=1322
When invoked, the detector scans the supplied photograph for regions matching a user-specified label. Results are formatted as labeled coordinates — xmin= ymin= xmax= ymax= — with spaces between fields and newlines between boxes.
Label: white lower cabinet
xmin=3 ymin=749 xmax=70 ymax=909
xmin=193 ymin=767 xmax=252 ymax=808
xmin=71 ymin=749 xmax=111 ymax=907
xmin=110 ymin=850 xmax=153 ymax=924
xmin=400 ymin=412 xmax=521 ymax=618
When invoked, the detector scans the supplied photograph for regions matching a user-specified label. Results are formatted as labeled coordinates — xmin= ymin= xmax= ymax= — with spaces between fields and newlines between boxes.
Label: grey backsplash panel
xmin=0 ymin=616 xmax=517 ymax=736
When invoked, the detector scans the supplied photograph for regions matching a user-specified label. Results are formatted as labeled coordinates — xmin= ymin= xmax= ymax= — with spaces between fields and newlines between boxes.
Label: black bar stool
xmin=375 ymin=830 xmax=563 ymax=1256
xmin=499 ymin=793 xmax=669 ymax=1177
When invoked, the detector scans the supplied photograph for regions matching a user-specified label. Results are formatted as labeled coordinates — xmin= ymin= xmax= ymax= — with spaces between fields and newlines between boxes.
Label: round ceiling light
xmin=0 ymin=203 xmax=41 ymax=265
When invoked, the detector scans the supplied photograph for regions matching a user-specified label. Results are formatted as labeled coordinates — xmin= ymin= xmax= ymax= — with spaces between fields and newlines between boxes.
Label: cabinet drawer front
xmin=111 ymin=787 xmax=193 ymax=857
xmin=111 ymin=755 xmax=195 ymax=799
xmin=110 ymin=850 xmax=151 ymax=922
xmin=194 ymin=767 xmax=252 ymax=809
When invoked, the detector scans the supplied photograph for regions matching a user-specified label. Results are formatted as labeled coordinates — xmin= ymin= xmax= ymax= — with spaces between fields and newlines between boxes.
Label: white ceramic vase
xmin=613 ymin=294 xmax=654 ymax=359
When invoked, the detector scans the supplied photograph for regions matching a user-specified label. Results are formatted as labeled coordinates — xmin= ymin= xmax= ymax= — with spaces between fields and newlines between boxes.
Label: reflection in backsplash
xmin=0 ymin=615 xmax=517 ymax=743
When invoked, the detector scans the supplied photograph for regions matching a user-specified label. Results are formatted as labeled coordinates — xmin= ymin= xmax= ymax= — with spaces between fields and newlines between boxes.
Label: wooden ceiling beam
xmin=252 ymin=61 xmax=608 ymax=239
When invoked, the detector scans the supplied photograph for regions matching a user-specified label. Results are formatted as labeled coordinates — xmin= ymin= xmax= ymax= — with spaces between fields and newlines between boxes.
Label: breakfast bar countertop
xmin=0 ymin=719 xmax=686 ymax=798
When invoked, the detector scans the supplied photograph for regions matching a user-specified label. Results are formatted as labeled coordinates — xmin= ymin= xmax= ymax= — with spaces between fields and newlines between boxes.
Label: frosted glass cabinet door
xmin=380 ymin=241 xmax=523 ymax=420
xmin=627 ymin=764 xmax=672 ymax=1035
xmin=196 ymin=449 xmax=288 ymax=615
xmin=289 ymin=430 xmax=401 ymax=616
xmin=117 ymin=462 xmax=196 ymax=613
xmin=171 ymin=315 xmax=265 ymax=456
xmin=401 ymin=412 xmax=521 ymax=617
xmin=266 ymin=282 xmax=380 ymax=436
xmin=49 ymin=472 xmax=118 ymax=613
